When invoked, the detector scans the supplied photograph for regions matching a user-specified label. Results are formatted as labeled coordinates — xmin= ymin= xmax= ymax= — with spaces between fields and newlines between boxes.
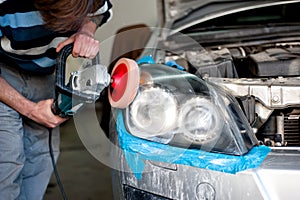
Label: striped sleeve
xmin=89 ymin=0 xmax=113 ymax=27
xmin=0 ymin=0 xmax=113 ymax=74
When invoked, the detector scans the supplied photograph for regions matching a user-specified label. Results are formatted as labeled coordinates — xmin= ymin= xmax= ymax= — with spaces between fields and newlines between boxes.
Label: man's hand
xmin=56 ymin=20 xmax=99 ymax=59
xmin=28 ymin=99 xmax=67 ymax=128
xmin=0 ymin=77 xmax=67 ymax=128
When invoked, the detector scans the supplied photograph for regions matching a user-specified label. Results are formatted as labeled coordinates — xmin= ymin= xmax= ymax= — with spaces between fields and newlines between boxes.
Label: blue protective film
xmin=116 ymin=110 xmax=271 ymax=177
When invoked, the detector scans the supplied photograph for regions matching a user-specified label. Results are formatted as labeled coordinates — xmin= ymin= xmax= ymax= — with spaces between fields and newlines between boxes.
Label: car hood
xmin=160 ymin=0 xmax=299 ymax=32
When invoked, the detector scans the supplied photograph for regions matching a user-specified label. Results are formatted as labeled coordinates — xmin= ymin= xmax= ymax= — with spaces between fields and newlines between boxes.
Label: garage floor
xmin=44 ymin=103 xmax=114 ymax=200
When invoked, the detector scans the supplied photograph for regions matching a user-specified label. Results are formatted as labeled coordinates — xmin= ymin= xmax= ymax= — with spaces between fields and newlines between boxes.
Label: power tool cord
xmin=48 ymin=128 xmax=68 ymax=200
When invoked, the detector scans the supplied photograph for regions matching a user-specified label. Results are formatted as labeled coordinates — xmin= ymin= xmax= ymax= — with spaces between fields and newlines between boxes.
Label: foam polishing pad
xmin=108 ymin=58 xmax=140 ymax=108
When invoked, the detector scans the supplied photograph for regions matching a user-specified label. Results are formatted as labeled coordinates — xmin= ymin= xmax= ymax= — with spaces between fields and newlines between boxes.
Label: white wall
xmin=95 ymin=0 xmax=158 ymax=66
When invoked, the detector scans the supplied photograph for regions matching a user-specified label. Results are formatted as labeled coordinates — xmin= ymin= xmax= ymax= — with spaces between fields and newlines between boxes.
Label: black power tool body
xmin=52 ymin=44 xmax=111 ymax=118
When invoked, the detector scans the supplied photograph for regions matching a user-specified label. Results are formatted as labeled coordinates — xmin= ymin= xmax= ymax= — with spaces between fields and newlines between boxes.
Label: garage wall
xmin=95 ymin=0 xmax=158 ymax=66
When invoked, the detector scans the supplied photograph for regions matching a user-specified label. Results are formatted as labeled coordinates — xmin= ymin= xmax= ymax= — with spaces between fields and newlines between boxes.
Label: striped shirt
xmin=0 ymin=0 xmax=112 ymax=74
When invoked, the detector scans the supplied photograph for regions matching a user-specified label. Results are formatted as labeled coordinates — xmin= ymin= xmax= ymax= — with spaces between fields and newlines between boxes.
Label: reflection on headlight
xmin=179 ymin=97 xmax=223 ymax=144
xmin=130 ymin=87 xmax=177 ymax=136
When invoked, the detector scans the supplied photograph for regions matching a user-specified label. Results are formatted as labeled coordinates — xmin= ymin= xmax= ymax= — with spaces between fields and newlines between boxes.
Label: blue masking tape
xmin=116 ymin=110 xmax=271 ymax=178
xmin=165 ymin=60 xmax=186 ymax=71
xmin=136 ymin=55 xmax=155 ymax=65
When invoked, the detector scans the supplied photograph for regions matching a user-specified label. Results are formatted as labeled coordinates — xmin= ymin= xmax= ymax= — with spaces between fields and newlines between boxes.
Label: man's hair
xmin=34 ymin=0 xmax=103 ymax=33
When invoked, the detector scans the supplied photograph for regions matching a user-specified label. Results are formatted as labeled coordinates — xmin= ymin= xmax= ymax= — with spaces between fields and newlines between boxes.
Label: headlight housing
xmin=123 ymin=63 xmax=258 ymax=155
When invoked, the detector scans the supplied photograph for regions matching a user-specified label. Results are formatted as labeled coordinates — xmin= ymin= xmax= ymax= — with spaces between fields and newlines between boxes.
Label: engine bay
xmin=163 ymin=41 xmax=300 ymax=147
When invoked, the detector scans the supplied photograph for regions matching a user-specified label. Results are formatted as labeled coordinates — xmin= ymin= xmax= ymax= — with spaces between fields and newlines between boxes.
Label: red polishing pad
xmin=108 ymin=58 xmax=140 ymax=108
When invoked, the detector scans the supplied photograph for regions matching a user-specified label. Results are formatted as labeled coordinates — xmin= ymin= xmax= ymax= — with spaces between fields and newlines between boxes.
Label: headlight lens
xmin=130 ymin=87 xmax=177 ymax=137
xmin=179 ymin=97 xmax=223 ymax=144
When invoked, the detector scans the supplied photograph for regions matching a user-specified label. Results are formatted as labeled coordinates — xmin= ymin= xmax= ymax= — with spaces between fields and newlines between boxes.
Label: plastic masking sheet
xmin=116 ymin=110 xmax=271 ymax=179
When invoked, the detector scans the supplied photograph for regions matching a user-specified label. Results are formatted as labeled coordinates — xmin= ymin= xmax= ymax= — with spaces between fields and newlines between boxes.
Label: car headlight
xmin=123 ymin=63 xmax=258 ymax=155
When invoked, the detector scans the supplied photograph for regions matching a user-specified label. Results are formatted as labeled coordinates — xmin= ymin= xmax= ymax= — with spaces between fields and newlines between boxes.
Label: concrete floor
xmin=44 ymin=103 xmax=114 ymax=200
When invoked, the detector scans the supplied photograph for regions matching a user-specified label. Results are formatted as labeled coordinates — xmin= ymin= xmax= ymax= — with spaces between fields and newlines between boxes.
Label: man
xmin=0 ymin=0 xmax=112 ymax=199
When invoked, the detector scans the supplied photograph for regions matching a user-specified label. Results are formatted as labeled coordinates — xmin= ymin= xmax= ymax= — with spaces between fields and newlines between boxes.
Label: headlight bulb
xmin=179 ymin=97 xmax=223 ymax=144
xmin=130 ymin=87 xmax=177 ymax=137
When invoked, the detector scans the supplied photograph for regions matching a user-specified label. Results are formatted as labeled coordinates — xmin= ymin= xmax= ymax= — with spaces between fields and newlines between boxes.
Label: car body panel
xmin=112 ymin=142 xmax=300 ymax=199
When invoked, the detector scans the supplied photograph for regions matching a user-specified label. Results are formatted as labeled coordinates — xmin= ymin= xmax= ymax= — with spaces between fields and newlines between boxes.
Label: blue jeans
xmin=0 ymin=63 xmax=60 ymax=200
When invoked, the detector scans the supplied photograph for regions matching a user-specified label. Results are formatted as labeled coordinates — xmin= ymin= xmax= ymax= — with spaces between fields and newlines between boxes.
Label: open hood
xmin=160 ymin=0 xmax=300 ymax=32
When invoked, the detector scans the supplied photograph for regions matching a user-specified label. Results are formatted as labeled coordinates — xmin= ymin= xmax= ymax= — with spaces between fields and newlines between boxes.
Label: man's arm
xmin=0 ymin=76 xmax=66 ymax=128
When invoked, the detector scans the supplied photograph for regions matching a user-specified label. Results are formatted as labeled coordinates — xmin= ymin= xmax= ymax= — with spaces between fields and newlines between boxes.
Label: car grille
xmin=284 ymin=115 xmax=300 ymax=146
xmin=124 ymin=185 xmax=172 ymax=200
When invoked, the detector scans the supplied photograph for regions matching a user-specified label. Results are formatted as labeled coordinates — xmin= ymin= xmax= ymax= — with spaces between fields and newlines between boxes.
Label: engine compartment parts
xmin=248 ymin=48 xmax=300 ymax=77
